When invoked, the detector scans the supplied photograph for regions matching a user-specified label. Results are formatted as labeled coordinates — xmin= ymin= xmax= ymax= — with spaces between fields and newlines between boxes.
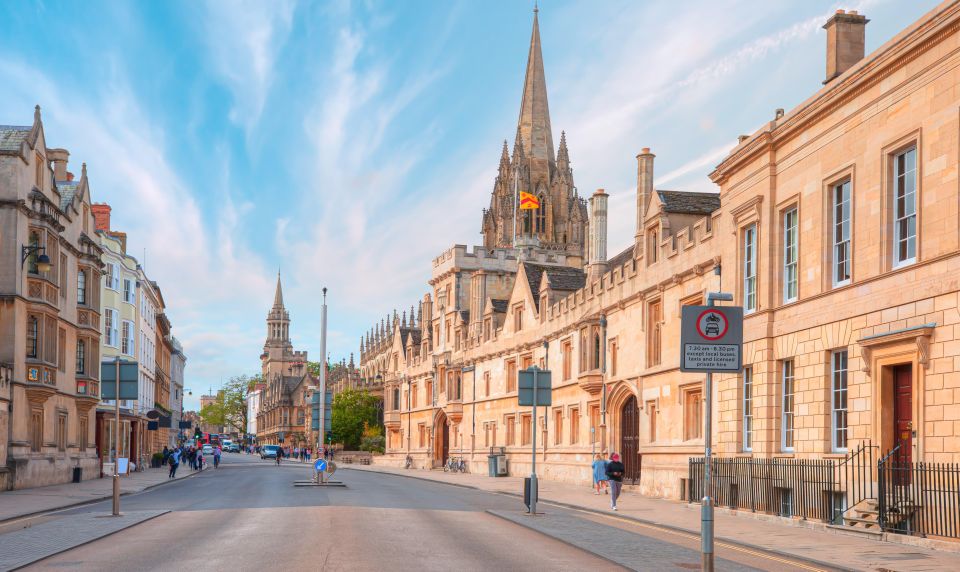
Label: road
xmin=23 ymin=454 xmax=833 ymax=571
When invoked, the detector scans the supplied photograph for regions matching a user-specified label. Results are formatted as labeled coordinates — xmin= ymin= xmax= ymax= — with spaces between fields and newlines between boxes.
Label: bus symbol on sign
xmin=697 ymin=310 xmax=728 ymax=341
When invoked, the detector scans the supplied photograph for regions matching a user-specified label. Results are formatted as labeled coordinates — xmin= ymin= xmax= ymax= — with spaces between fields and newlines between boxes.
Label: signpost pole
xmin=530 ymin=368 xmax=537 ymax=515
xmin=113 ymin=356 xmax=121 ymax=517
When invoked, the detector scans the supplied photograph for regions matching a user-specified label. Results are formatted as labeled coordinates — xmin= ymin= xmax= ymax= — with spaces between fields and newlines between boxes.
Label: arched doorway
xmin=434 ymin=412 xmax=449 ymax=466
xmin=620 ymin=395 xmax=641 ymax=485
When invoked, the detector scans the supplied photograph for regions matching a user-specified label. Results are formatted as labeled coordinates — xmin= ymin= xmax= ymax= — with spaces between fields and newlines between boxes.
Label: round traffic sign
xmin=696 ymin=309 xmax=729 ymax=341
xmin=314 ymin=458 xmax=327 ymax=472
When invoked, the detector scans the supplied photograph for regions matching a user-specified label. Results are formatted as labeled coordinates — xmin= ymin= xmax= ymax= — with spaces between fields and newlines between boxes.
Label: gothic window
xmin=535 ymin=194 xmax=546 ymax=234
xmin=27 ymin=315 xmax=40 ymax=359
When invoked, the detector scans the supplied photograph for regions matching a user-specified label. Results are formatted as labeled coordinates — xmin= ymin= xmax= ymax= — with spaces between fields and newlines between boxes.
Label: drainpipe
xmin=543 ymin=339 xmax=549 ymax=461
xmin=600 ymin=314 xmax=608 ymax=452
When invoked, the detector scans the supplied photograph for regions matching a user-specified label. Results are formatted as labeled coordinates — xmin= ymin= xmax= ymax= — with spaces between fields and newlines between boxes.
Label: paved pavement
xmin=343 ymin=464 xmax=960 ymax=572
xmin=0 ymin=510 xmax=167 ymax=571
xmin=0 ymin=452 xmax=254 ymax=523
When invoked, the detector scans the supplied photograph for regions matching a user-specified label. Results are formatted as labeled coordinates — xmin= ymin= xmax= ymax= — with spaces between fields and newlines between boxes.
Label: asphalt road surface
xmin=24 ymin=454 xmax=831 ymax=571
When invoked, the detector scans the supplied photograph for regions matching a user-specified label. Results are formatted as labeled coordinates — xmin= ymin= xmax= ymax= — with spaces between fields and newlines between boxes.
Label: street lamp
xmin=21 ymin=244 xmax=52 ymax=272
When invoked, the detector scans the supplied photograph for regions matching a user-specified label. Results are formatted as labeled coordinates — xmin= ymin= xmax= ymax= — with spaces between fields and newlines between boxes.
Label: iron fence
xmin=878 ymin=448 xmax=960 ymax=539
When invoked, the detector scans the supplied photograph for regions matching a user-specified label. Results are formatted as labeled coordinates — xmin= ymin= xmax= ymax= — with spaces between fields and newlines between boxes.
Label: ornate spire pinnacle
xmin=272 ymin=271 xmax=284 ymax=309
xmin=517 ymin=7 xmax=554 ymax=165
xmin=417 ymin=301 xmax=423 ymax=327
xmin=401 ymin=310 xmax=407 ymax=328
xmin=557 ymin=130 xmax=569 ymax=163
xmin=410 ymin=304 xmax=416 ymax=327
xmin=499 ymin=139 xmax=510 ymax=169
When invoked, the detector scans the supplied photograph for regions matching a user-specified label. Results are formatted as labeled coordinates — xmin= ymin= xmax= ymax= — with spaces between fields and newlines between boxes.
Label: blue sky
xmin=0 ymin=0 xmax=940 ymax=410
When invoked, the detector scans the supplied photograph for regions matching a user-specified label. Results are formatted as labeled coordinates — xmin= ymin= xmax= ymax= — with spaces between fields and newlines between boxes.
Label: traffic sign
xmin=518 ymin=366 xmax=551 ymax=406
xmin=680 ymin=305 xmax=743 ymax=372
xmin=314 ymin=458 xmax=327 ymax=472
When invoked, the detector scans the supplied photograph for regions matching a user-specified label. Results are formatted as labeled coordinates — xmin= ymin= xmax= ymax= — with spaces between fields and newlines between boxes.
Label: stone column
xmin=588 ymin=188 xmax=609 ymax=281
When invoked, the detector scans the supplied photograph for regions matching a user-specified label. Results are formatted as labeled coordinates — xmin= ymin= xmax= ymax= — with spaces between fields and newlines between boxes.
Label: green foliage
xmin=200 ymin=374 xmax=260 ymax=435
xmin=330 ymin=389 xmax=381 ymax=450
xmin=360 ymin=422 xmax=385 ymax=453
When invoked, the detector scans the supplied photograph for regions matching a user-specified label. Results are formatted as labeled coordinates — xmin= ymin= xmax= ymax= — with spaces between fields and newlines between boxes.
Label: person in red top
xmin=605 ymin=452 xmax=625 ymax=511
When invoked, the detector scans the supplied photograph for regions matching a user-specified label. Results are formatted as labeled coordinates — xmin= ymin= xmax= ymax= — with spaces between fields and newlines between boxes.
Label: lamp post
xmin=112 ymin=356 xmax=121 ymax=516
xmin=21 ymin=244 xmax=52 ymax=272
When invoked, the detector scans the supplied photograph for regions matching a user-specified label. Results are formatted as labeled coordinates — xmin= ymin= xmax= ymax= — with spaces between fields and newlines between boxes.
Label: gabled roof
xmin=523 ymin=262 xmax=586 ymax=309
xmin=607 ymin=245 xmax=633 ymax=269
xmin=656 ymin=190 xmax=720 ymax=215
xmin=400 ymin=327 xmax=422 ymax=348
xmin=56 ymin=180 xmax=79 ymax=211
xmin=490 ymin=299 xmax=509 ymax=314
xmin=0 ymin=125 xmax=31 ymax=153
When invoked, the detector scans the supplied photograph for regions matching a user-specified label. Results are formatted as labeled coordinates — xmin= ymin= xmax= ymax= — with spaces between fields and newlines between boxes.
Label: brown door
xmin=621 ymin=396 xmax=641 ymax=485
xmin=440 ymin=418 xmax=449 ymax=464
xmin=893 ymin=365 xmax=913 ymax=464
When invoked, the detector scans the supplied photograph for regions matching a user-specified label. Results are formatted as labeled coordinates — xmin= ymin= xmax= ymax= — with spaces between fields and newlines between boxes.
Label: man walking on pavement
xmin=168 ymin=446 xmax=181 ymax=478
xmin=605 ymin=452 xmax=625 ymax=511
xmin=214 ymin=445 xmax=222 ymax=469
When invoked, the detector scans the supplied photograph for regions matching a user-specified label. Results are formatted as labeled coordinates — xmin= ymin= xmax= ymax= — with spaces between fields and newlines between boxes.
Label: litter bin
xmin=72 ymin=467 xmax=82 ymax=483
xmin=488 ymin=455 xmax=497 ymax=477
xmin=523 ymin=477 xmax=532 ymax=510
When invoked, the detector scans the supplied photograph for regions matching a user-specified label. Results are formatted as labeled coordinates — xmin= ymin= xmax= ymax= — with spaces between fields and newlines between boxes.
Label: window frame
xmin=742 ymin=366 xmax=754 ymax=452
xmin=77 ymin=269 xmax=87 ymax=305
xmin=743 ymin=225 xmax=758 ymax=313
xmin=782 ymin=207 xmax=798 ymax=303
xmin=123 ymin=278 xmax=135 ymax=304
xmin=781 ymin=360 xmax=795 ymax=452
xmin=683 ymin=385 xmax=703 ymax=441
xmin=831 ymin=350 xmax=849 ymax=453
xmin=891 ymin=145 xmax=918 ymax=268
xmin=831 ymin=179 xmax=852 ymax=287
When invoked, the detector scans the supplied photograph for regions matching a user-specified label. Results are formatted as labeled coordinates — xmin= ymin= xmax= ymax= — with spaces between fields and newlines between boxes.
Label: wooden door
xmin=621 ymin=396 xmax=641 ymax=485
xmin=893 ymin=365 xmax=913 ymax=464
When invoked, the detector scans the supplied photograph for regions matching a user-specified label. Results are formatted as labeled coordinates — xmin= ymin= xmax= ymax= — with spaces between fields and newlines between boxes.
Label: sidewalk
xmin=344 ymin=464 xmax=960 ymax=572
xmin=0 ymin=465 xmax=197 ymax=523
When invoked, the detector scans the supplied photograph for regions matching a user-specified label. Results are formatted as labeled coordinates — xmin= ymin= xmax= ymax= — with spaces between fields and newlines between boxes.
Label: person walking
xmin=275 ymin=447 xmax=282 ymax=466
xmin=168 ymin=447 xmax=181 ymax=479
xmin=605 ymin=452 xmax=625 ymax=511
xmin=591 ymin=453 xmax=609 ymax=495
xmin=197 ymin=449 xmax=204 ymax=471
xmin=162 ymin=446 xmax=170 ymax=466
xmin=214 ymin=445 xmax=222 ymax=469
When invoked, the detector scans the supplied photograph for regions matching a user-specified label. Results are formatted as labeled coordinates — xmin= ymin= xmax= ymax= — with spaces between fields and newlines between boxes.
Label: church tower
xmin=265 ymin=272 xmax=291 ymax=349
xmin=262 ymin=272 xmax=302 ymax=381
xmin=480 ymin=7 xmax=588 ymax=265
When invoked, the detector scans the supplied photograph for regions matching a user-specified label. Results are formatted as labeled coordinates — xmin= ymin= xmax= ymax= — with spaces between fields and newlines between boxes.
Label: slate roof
xmin=490 ymin=299 xmax=509 ymax=314
xmin=523 ymin=262 xmax=587 ymax=309
xmin=400 ymin=327 xmax=422 ymax=347
xmin=56 ymin=180 xmax=79 ymax=211
xmin=607 ymin=245 xmax=634 ymax=269
xmin=656 ymin=190 xmax=720 ymax=215
xmin=0 ymin=125 xmax=31 ymax=153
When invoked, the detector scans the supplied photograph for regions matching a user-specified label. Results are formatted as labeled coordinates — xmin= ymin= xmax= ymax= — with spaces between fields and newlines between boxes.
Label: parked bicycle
xmin=404 ymin=455 xmax=413 ymax=469
xmin=443 ymin=457 xmax=466 ymax=473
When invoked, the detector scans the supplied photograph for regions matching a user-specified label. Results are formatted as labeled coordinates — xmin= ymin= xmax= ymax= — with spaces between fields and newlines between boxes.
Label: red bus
xmin=200 ymin=433 xmax=222 ymax=446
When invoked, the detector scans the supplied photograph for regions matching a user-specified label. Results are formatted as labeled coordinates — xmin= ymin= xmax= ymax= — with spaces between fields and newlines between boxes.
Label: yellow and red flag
xmin=519 ymin=191 xmax=540 ymax=210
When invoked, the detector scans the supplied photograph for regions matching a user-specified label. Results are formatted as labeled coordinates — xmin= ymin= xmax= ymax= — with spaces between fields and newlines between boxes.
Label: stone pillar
xmin=635 ymin=148 xmax=654 ymax=255
xmin=588 ymin=188 xmax=608 ymax=281
xmin=48 ymin=148 xmax=69 ymax=182
xmin=823 ymin=10 xmax=869 ymax=84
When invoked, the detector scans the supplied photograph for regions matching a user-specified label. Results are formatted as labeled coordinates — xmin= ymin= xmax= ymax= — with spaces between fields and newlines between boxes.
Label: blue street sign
xmin=314 ymin=459 xmax=327 ymax=472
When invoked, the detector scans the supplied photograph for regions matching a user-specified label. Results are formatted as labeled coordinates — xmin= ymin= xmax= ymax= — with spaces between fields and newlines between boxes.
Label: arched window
xmin=535 ymin=194 xmax=546 ymax=234
xmin=77 ymin=270 xmax=87 ymax=305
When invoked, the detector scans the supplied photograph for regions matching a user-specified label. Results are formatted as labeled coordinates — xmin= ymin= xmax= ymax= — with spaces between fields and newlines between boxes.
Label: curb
xmin=10 ymin=510 xmax=170 ymax=571
xmin=343 ymin=466 xmax=852 ymax=572
xmin=0 ymin=469 xmax=201 ymax=526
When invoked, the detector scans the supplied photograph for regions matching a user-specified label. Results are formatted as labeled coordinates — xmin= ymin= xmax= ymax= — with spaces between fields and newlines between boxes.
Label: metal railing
xmin=878 ymin=445 xmax=960 ymax=539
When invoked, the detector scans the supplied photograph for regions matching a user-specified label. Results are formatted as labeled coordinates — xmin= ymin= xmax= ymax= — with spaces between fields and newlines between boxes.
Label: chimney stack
xmin=635 ymin=148 xmax=655 ymax=255
xmin=823 ymin=9 xmax=869 ymax=84
xmin=588 ymin=188 xmax=609 ymax=281
xmin=91 ymin=203 xmax=112 ymax=232
xmin=48 ymin=148 xmax=69 ymax=181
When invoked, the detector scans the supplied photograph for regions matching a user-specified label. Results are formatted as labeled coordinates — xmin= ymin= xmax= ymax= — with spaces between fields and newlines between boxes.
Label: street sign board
xmin=518 ymin=367 xmax=552 ymax=406
xmin=314 ymin=458 xmax=327 ymax=472
xmin=680 ymin=306 xmax=743 ymax=372
xmin=100 ymin=359 xmax=139 ymax=400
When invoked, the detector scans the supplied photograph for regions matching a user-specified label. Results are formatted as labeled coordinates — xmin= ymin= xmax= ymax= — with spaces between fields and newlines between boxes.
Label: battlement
xmin=432 ymin=243 xmax=573 ymax=281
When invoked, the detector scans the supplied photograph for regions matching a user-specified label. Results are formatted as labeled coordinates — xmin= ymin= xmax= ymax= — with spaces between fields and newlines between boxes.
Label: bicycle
xmin=404 ymin=455 xmax=413 ymax=469
xmin=443 ymin=457 xmax=466 ymax=473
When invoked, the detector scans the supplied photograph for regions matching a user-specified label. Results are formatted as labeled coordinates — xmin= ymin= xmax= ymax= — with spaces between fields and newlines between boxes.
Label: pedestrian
xmin=214 ymin=445 xmax=222 ymax=469
xmin=592 ymin=453 xmax=609 ymax=495
xmin=168 ymin=447 xmax=181 ymax=478
xmin=162 ymin=446 xmax=169 ymax=466
xmin=275 ymin=447 xmax=282 ymax=466
xmin=605 ymin=452 xmax=625 ymax=511
xmin=197 ymin=449 xmax=204 ymax=471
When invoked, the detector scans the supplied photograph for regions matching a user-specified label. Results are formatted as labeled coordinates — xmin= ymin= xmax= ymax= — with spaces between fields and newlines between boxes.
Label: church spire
xmin=272 ymin=271 xmax=284 ymax=309
xmin=517 ymin=6 xmax=554 ymax=165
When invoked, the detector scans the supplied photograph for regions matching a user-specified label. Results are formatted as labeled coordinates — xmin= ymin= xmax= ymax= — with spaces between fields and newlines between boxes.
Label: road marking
xmin=543 ymin=502 xmax=829 ymax=572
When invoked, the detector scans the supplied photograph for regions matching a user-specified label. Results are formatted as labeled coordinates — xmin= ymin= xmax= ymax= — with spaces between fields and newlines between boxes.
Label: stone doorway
xmin=434 ymin=412 xmax=449 ymax=466
xmin=893 ymin=364 xmax=913 ymax=464
xmin=620 ymin=395 xmax=641 ymax=485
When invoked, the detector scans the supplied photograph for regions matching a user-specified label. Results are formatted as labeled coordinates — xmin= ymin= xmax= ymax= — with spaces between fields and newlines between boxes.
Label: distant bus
xmin=199 ymin=433 xmax=222 ymax=446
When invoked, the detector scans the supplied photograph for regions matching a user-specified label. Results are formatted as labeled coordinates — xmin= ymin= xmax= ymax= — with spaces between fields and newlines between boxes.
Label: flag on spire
xmin=520 ymin=191 xmax=540 ymax=210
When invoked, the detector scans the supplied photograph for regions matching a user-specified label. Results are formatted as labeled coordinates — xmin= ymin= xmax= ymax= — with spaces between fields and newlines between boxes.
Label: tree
xmin=360 ymin=422 xmax=385 ymax=454
xmin=330 ymin=388 xmax=381 ymax=450
xmin=200 ymin=374 xmax=259 ymax=440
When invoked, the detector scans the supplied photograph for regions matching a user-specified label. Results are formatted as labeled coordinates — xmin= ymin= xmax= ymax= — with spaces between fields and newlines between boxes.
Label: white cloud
xmin=198 ymin=0 xmax=296 ymax=134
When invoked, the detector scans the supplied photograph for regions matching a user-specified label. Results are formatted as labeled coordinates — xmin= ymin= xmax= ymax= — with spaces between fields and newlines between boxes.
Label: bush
xmin=360 ymin=435 xmax=385 ymax=454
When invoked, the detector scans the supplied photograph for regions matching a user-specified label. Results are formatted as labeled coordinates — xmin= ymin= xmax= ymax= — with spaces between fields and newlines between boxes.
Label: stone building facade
xmin=361 ymin=3 xmax=960 ymax=507
xmin=1 ymin=107 xmax=103 ymax=489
